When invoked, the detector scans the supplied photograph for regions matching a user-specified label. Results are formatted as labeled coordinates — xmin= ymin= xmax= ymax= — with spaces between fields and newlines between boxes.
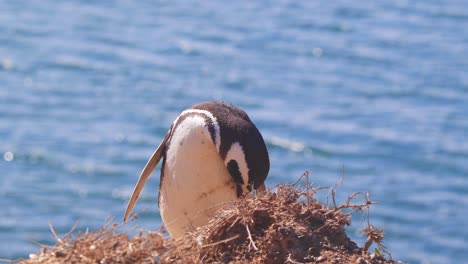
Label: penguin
xmin=124 ymin=101 xmax=270 ymax=238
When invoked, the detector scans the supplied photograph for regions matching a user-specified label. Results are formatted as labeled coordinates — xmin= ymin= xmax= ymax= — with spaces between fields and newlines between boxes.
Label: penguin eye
xmin=227 ymin=159 xmax=244 ymax=197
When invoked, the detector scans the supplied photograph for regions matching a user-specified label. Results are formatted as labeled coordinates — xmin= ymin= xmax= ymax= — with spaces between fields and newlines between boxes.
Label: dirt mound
xmin=20 ymin=176 xmax=394 ymax=264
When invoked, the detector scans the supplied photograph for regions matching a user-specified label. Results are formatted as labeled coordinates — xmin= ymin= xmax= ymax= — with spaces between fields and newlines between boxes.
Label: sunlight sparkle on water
xmin=312 ymin=47 xmax=323 ymax=57
xmin=3 ymin=151 xmax=14 ymax=162
xmin=1 ymin=58 xmax=14 ymax=70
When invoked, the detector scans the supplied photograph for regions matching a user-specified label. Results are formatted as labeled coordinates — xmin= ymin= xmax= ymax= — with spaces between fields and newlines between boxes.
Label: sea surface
xmin=1 ymin=1 xmax=468 ymax=263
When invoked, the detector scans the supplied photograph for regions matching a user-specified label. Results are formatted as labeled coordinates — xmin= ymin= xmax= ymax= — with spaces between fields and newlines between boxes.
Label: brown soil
xmin=18 ymin=176 xmax=395 ymax=264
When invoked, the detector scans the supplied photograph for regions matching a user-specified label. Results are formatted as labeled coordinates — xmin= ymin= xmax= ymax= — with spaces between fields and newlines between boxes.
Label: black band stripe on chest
xmin=227 ymin=159 xmax=245 ymax=197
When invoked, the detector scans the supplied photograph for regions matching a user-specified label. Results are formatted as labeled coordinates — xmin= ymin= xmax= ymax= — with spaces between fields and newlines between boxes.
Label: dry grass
xmin=17 ymin=172 xmax=395 ymax=264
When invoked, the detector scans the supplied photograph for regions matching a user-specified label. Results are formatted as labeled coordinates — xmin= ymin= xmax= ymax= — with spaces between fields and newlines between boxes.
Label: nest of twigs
xmin=19 ymin=173 xmax=394 ymax=264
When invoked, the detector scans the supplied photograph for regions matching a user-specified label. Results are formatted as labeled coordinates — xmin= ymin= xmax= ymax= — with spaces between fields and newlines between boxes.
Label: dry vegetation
xmin=17 ymin=172 xmax=395 ymax=264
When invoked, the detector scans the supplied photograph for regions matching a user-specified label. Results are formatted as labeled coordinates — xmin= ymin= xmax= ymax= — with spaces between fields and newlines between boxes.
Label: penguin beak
xmin=123 ymin=138 xmax=166 ymax=222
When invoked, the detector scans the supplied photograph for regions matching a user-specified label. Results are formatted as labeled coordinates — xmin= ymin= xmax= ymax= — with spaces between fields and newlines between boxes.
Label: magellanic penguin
xmin=124 ymin=101 xmax=270 ymax=238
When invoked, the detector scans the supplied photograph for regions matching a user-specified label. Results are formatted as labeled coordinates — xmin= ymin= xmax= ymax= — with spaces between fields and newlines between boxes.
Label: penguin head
xmin=189 ymin=101 xmax=270 ymax=195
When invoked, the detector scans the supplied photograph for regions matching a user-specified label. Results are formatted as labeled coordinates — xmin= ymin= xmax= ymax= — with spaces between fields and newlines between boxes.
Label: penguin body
xmin=124 ymin=101 xmax=269 ymax=238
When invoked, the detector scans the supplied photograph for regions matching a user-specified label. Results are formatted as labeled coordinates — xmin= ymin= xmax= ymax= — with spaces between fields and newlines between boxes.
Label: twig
xmin=291 ymin=170 xmax=309 ymax=187
xmin=28 ymin=239 xmax=50 ymax=248
xmin=64 ymin=220 xmax=80 ymax=239
xmin=331 ymin=188 xmax=337 ymax=209
xmin=362 ymin=225 xmax=393 ymax=260
xmin=313 ymin=220 xmax=334 ymax=234
xmin=326 ymin=174 xmax=344 ymax=209
xmin=245 ymin=224 xmax=258 ymax=251
xmin=201 ymin=234 xmax=240 ymax=248
xmin=366 ymin=192 xmax=372 ymax=227
xmin=330 ymin=191 xmax=377 ymax=212
xmin=286 ymin=253 xmax=305 ymax=264
xmin=48 ymin=222 xmax=64 ymax=245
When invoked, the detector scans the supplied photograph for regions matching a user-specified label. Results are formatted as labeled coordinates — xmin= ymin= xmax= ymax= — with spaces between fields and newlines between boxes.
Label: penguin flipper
xmin=123 ymin=131 xmax=169 ymax=222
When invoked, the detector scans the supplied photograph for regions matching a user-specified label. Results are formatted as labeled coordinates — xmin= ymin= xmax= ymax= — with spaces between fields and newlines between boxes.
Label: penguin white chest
xmin=159 ymin=115 xmax=237 ymax=238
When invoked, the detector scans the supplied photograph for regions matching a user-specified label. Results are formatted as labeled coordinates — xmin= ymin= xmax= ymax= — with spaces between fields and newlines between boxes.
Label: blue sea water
xmin=1 ymin=1 xmax=468 ymax=263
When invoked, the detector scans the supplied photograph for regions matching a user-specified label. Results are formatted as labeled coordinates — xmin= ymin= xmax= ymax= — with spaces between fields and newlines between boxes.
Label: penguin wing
xmin=123 ymin=131 xmax=170 ymax=222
